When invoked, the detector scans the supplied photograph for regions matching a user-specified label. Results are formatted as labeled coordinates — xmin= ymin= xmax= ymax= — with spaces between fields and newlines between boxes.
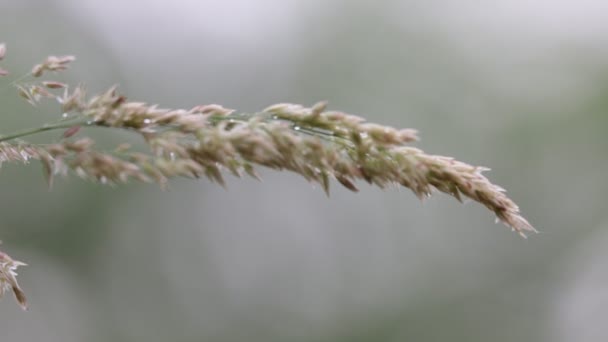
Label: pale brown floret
xmin=0 ymin=43 xmax=8 ymax=76
xmin=0 ymin=43 xmax=6 ymax=60
xmin=42 ymin=81 xmax=67 ymax=89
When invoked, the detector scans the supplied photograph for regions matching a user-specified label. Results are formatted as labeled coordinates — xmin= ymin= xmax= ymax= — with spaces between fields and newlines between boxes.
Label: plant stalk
xmin=0 ymin=118 xmax=95 ymax=143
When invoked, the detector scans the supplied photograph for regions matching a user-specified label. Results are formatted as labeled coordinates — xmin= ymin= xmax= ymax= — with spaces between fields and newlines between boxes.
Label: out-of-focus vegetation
xmin=1 ymin=1 xmax=608 ymax=341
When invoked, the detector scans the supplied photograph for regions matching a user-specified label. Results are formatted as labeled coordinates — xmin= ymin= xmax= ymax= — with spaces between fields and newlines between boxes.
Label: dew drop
xmin=293 ymin=126 xmax=301 ymax=131
xmin=61 ymin=113 xmax=69 ymax=118
xmin=143 ymin=119 xmax=152 ymax=124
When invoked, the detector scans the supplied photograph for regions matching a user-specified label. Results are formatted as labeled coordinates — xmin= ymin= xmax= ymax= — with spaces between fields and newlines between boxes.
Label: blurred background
xmin=1 ymin=0 xmax=608 ymax=341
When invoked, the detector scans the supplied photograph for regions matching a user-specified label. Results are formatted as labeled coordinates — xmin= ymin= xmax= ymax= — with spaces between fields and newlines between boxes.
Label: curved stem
xmin=0 ymin=111 xmax=349 ymax=147
xmin=0 ymin=113 xmax=261 ymax=144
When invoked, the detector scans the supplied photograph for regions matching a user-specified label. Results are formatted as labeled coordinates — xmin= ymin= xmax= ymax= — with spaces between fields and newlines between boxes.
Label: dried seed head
xmin=0 ymin=82 xmax=535 ymax=237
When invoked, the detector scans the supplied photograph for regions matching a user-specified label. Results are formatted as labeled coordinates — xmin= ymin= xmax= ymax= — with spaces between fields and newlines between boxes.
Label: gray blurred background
xmin=1 ymin=1 xmax=608 ymax=341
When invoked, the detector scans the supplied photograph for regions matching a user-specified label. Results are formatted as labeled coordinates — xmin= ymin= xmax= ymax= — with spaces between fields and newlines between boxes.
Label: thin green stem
xmin=0 ymin=118 xmax=94 ymax=142
xmin=0 ymin=112 xmax=261 ymax=144
xmin=0 ymin=111 xmax=350 ymax=148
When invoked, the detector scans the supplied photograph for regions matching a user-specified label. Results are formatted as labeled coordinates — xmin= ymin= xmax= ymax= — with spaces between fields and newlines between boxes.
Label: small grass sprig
xmin=0 ymin=42 xmax=536 ymax=310
xmin=0 ymin=248 xmax=27 ymax=310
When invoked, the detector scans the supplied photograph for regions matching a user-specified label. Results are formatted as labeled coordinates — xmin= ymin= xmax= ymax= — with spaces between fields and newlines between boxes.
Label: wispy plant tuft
xmin=0 ymin=248 xmax=27 ymax=310
xmin=0 ymin=42 xmax=535 ymax=309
